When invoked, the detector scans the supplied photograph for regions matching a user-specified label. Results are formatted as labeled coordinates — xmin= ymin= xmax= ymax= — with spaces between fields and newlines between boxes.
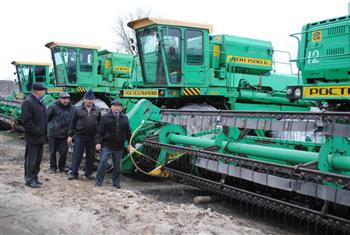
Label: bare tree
xmin=114 ymin=7 xmax=153 ymax=54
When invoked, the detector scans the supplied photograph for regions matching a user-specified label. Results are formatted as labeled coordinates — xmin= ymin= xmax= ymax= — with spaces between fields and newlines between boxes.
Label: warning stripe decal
xmin=183 ymin=88 xmax=200 ymax=96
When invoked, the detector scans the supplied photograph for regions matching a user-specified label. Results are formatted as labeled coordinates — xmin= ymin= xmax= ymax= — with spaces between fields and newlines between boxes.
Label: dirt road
xmin=0 ymin=131 xmax=299 ymax=235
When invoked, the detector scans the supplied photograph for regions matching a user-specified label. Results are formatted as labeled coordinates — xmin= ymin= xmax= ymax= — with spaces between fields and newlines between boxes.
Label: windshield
xmin=52 ymin=48 xmax=66 ymax=85
xmin=17 ymin=65 xmax=33 ymax=91
xmin=52 ymin=47 xmax=78 ymax=85
xmin=137 ymin=28 xmax=166 ymax=86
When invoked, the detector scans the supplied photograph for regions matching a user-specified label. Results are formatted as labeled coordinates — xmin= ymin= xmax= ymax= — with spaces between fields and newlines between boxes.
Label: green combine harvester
xmin=0 ymin=42 xmax=137 ymax=129
xmin=0 ymin=61 xmax=56 ymax=130
xmin=122 ymin=18 xmax=311 ymax=111
xmin=121 ymin=17 xmax=350 ymax=234
xmin=287 ymin=15 xmax=350 ymax=111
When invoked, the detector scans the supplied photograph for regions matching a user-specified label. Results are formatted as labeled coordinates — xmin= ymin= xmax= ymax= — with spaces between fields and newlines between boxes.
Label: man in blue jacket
xmin=67 ymin=90 xmax=100 ymax=180
xmin=47 ymin=92 xmax=73 ymax=174
xmin=21 ymin=83 xmax=47 ymax=188
xmin=95 ymin=100 xmax=131 ymax=189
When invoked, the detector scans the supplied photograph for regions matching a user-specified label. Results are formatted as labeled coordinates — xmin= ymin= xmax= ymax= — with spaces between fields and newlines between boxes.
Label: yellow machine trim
xmin=47 ymin=87 xmax=64 ymax=93
xmin=45 ymin=41 xmax=101 ymax=50
xmin=15 ymin=92 xmax=25 ymax=99
xmin=303 ymin=85 xmax=350 ymax=98
xmin=213 ymin=45 xmax=220 ymax=57
xmin=127 ymin=17 xmax=213 ymax=33
xmin=183 ymin=88 xmax=200 ymax=96
xmin=76 ymin=87 xmax=88 ymax=93
xmin=114 ymin=66 xmax=131 ymax=73
xmin=312 ymin=31 xmax=322 ymax=43
xmin=11 ymin=61 xmax=51 ymax=67
xmin=227 ymin=55 xmax=272 ymax=67
xmin=104 ymin=60 xmax=111 ymax=69
xmin=123 ymin=90 xmax=159 ymax=97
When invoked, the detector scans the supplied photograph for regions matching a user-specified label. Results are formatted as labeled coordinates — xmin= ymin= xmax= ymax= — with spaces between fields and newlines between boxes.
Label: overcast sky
xmin=0 ymin=0 xmax=348 ymax=80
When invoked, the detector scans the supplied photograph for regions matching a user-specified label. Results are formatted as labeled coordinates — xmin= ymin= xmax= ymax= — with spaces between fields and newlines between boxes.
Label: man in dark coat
xmin=67 ymin=90 xmax=100 ymax=180
xmin=21 ymin=82 xmax=47 ymax=188
xmin=95 ymin=100 xmax=131 ymax=189
xmin=47 ymin=92 xmax=74 ymax=174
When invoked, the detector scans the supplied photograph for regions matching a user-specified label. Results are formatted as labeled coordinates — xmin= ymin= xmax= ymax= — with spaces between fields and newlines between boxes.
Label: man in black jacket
xmin=21 ymin=82 xmax=47 ymax=188
xmin=95 ymin=100 xmax=131 ymax=188
xmin=47 ymin=92 xmax=73 ymax=174
xmin=68 ymin=90 xmax=100 ymax=180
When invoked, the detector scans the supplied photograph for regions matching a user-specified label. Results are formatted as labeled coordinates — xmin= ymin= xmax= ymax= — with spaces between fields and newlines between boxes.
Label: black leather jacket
xmin=95 ymin=111 xmax=131 ymax=150
xmin=20 ymin=94 xmax=47 ymax=144
xmin=68 ymin=103 xmax=101 ymax=137
xmin=47 ymin=101 xmax=74 ymax=138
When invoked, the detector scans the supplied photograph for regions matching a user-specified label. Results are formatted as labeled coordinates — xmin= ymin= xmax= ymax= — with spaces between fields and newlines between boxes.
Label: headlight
xmin=286 ymin=88 xmax=293 ymax=96
xmin=159 ymin=90 xmax=165 ymax=96
xmin=294 ymin=88 xmax=302 ymax=97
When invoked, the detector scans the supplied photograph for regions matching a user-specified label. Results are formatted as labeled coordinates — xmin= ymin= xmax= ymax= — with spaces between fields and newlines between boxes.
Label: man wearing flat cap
xmin=95 ymin=100 xmax=131 ymax=188
xmin=67 ymin=90 xmax=100 ymax=180
xmin=21 ymin=82 xmax=47 ymax=188
xmin=47 ymin=92 xmax=74 ymax=174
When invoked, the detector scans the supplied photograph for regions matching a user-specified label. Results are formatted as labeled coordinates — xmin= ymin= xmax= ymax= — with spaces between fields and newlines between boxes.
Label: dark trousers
xmin=48 ymin=137 xmax=68 ymax=171
xmin=70 ymin=136 xmax=95 ymax=177
xmin=24 ymin=143 xmax=43 ymax=183
xmin=96 ymin=147 xmax=123 ymax=187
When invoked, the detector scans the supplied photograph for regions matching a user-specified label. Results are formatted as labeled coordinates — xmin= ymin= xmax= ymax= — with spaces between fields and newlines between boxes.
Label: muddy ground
xmin=0 ymin=130 xmax=300 ymax=235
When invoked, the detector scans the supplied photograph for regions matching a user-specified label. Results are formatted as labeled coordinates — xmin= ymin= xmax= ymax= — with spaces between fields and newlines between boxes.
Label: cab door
xmin=53 ymin=48 xmax=68 ymax=86
xmin=78 ymin=48 xmax=94 ymax=85
xmin=183 ymin=29 xmax=206 ymax=86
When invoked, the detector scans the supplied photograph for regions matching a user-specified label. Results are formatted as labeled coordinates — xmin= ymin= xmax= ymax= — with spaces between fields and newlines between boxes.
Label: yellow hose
xmin=128 ymin=121 xmax=186 ymax=177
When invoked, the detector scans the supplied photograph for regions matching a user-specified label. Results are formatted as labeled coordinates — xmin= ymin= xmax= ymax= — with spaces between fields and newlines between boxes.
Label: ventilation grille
xmin=326 ymin=48 xmax=345 ymax=55
xmin=328 ymin=25 xmax=346 ymax=35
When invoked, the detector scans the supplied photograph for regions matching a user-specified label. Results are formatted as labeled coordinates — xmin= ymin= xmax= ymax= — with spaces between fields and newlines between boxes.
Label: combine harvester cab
xmin=45 ymin=42 xmax=136 ymax=108
xmin=0 ymin=61 xmax=55 ymax=130
xmin=287 ymin=15 xmax=350 ymax=110
xmin=11 ymin=61 xmax=54 ymax=97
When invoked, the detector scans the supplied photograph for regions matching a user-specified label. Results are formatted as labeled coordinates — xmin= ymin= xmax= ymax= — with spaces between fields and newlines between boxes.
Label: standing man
xmin=47 ymin=92 xmax=74 ymax=174
xmin=68 ymin=90 xmax=100 ymax=180
xmin=95 ymin=100 xmax=131 ymax=189
xmin=21 ymin=82 xmax=47 ymax=188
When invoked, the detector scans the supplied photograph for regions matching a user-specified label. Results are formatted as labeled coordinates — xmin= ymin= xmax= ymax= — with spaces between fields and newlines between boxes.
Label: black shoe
xmin=85 ymin=175 xmax=95 ymax=180
xmin=35 ymin=180 xmax=43 ymax=185
xmin=50 ymin=169 xmax=56 ymax=174
xmin=59 ymin=168 xmax=69 ymax=173
xmin=25 ymin=181 xmax=41 ymax=188
xmin=68 ymin=175 xmax=78 ymax=180
xmin=114 ymin=185 xmax=121 ymax=189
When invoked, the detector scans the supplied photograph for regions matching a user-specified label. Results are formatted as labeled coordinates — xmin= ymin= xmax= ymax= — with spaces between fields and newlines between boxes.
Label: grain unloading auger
xmin=123 ymin=99 xmax=350 ymax=233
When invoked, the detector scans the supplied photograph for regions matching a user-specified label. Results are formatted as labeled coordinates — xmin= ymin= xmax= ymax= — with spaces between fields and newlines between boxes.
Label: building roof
xmin=127 ymin=17 xmax=213 ymax=33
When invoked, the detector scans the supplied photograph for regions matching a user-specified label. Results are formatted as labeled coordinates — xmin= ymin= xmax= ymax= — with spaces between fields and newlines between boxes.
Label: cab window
xmin=185 ymin=30 xmax=203 ymax=65
xmin=162 ymin=27 xmax=182 ymax=83
xmin=63 ymin=48 xmax=77 ymax=84
xmin=80 ymin=49 xmax=93 ymax=72
xmin=35 ymin=66 xmax=46 ymax=82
